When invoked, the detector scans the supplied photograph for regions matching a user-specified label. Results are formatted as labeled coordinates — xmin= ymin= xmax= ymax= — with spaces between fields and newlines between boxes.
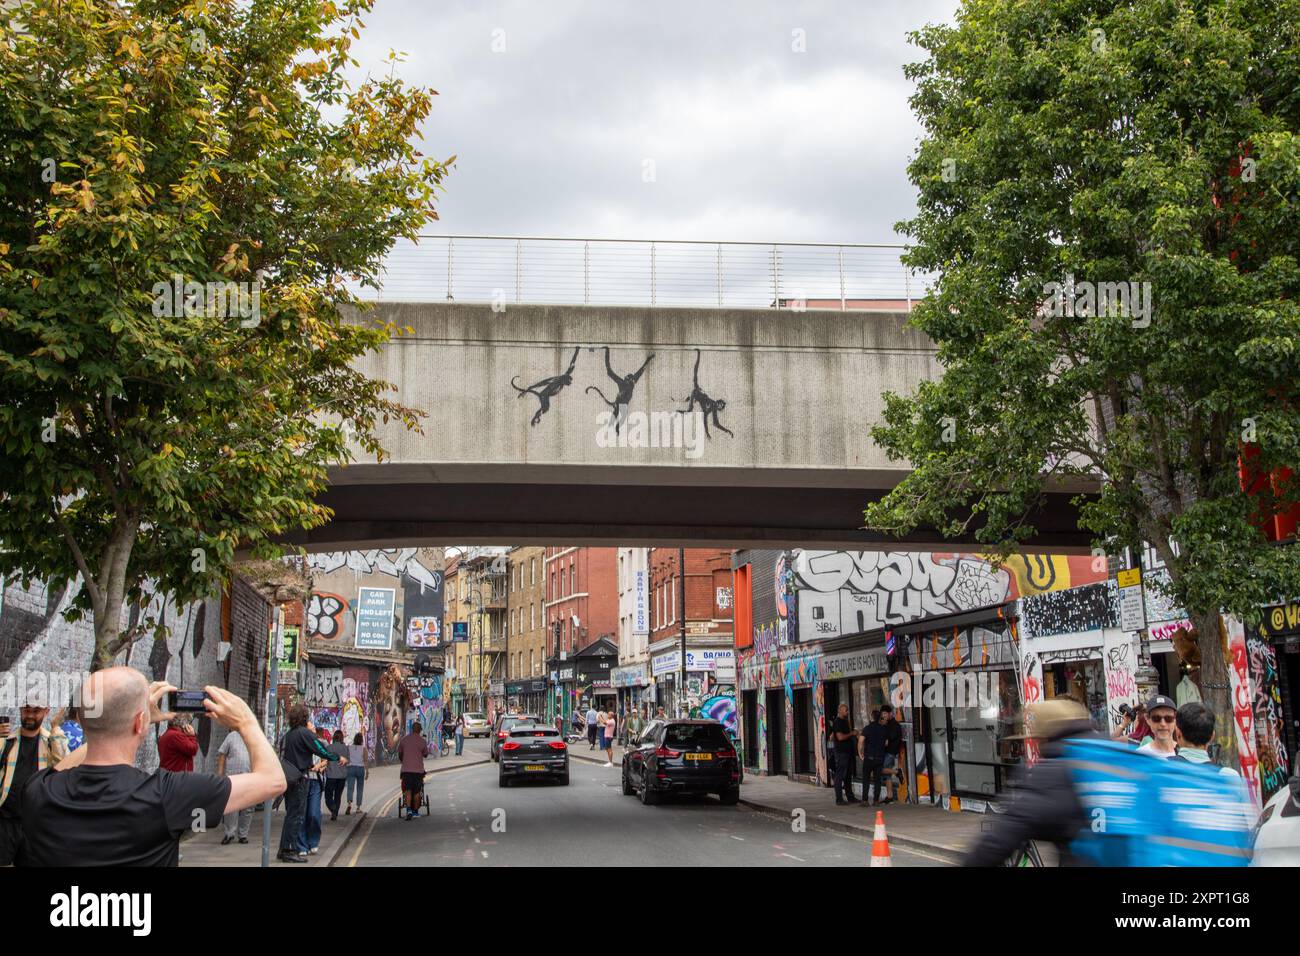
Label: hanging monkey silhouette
xmin=585 ymin=347 xmax=654 ymax=434
xmin=675 ymin=348 xmax=733 ymax=438
xmin=511 ymin=346 xmax=581 ymax=426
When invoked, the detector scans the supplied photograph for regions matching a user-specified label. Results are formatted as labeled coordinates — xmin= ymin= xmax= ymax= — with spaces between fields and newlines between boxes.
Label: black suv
xmin=499 ymin=723 xmax=569 ymax=787
xmin=491 ymin=713 xmax=542 ymax=761
xmin=622 ymin=719 xmax=740 ymax=806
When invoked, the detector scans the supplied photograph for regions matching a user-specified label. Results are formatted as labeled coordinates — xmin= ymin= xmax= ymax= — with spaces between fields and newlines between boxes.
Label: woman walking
xmin=344 ymin=732 xmax=368 ymax=815
xmin=454 ymin=711 xmax=465 ymax=756
xmin=325 ymin=730 xmax=348 ymax=820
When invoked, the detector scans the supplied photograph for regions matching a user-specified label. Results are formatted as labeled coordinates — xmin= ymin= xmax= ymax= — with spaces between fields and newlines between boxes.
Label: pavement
xmin=568 ymin=743 xmax=979 ymax=863
xmin=180 ymin=739 xmax=491 ymax=867
xmin=338 ymin=749 xmax=952 ymax=867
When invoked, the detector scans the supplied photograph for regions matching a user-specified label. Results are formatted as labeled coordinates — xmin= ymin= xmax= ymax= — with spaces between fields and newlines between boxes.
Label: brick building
xmin=544 ymin=547 xmax=618 ymax=724
xmin=647 ymin=548 xmax=736 ymax=716
xmin=506 ymin=546 xmax=547 ymax=713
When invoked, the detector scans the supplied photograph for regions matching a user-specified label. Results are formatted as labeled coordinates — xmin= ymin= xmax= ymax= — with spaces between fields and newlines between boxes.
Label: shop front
xmin=506 ymin=678 xmax=548 ymax=716
xmin=819 ymin=644 xmax=894 ymax=789
xmin=895 ymin=607 xmax=1021 ymax=807
xmin=612 ymin=664 xmax=651 ymax=725
xmin=547 ymin=660 xmax=576 ymax=728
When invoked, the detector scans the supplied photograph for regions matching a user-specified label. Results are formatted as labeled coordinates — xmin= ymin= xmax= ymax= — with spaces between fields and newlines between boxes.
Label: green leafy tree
xmin=868 ymin=0 xmax=1300 ymax=759
xmin=0 ymin=0 xmax=451 ymax=668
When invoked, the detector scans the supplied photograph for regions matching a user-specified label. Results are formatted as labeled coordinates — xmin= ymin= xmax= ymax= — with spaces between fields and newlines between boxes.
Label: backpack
xmin=1062 ymin=737 xmax=1254 ymax=866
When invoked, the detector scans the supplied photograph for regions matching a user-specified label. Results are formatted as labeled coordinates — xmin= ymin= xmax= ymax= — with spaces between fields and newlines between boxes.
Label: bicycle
xmin=984 ymin=798 xmax=1045 ymax=867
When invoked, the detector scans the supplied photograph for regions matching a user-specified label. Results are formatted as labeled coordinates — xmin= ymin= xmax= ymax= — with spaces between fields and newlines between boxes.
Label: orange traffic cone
xmin=870 ymin=810 xmax=892 ymax=867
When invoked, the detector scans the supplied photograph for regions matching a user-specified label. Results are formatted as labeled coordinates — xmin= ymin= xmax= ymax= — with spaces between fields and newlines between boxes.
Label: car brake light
xmin=497 ymin=730 xmax=507 ymax=737
xmin=549 ymin=741 xmax=567 ymax=750
xmin=717 ymin=749 xmax=736 ymax=760
xmin=656 ymin=747 xmax=681 ymax=758
xmin=502 ymin=741 xmax=520 ymax=751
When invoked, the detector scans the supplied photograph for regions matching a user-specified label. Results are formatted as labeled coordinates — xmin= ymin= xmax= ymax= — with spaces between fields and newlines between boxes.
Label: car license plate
xmin=685 ymin=753 xmax=712 ymax=761
xmin=524 ymin=764 xmax=546 ymax=771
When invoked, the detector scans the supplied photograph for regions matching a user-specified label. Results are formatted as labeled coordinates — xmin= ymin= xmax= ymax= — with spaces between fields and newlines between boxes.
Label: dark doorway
xmin=792 ymin=687 xmax=815 ymax=776
xmin=765 ymin=688 xmax=786 ymax=776
xmin=742 ymin=690 xmax=759 ymax=770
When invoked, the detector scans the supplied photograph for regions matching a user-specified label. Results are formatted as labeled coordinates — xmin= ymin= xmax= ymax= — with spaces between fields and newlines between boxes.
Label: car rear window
xmin=465 ymin=713 xmax=485 ymax=720
xmin=509 ymin=726 xmax=560 ymax=738
xmin=663 ymin=724 xmax=730 ymax=748
xmin=502 ymin=716 xmax=539 ymax=729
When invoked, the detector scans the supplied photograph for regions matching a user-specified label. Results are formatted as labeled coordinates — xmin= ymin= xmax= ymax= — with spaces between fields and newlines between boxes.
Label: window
xmin=570 ymin=562 xmax=575 ymax=594
xmin=531 ymin=558 xmax=536 ymax=586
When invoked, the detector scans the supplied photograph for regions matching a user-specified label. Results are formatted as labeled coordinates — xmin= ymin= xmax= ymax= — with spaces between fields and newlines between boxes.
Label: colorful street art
xmin=1226 ymin=618 xmax=1262 ymax=808
xmin=791 ymin=551 xmax=1106 ymax=642
xmin=1247 ymin=633 xmax=1290 ymax=800
xmin=696 ymin=693 xmax=737 ymax=736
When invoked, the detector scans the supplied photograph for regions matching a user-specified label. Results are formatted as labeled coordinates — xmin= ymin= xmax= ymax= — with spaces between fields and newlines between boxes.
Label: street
xmin=339 ymin=741 xmax=951 ymax=867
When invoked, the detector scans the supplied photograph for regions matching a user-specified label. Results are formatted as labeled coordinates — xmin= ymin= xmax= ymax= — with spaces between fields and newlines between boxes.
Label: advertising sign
xmin=354 ymin=587 xmax=396 ymax=650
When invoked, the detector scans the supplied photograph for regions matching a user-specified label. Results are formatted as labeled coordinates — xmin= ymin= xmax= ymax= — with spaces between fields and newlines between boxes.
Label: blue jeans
xmin=345 ymin=765 xmax=365 ymax=807
xmin=455 ymin=731 xmax=464 ymax=755
xmin=299 ymin=778 xmax=323 ymax=852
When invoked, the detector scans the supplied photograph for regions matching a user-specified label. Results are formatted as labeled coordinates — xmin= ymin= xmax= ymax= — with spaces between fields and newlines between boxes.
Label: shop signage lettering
xmin=820 ymin=648 xmax=889 ymax=680
xmin=1260 ymin=600 xmax=1300 ymax=638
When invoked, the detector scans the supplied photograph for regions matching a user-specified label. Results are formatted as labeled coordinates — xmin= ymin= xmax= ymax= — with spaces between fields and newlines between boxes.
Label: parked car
xmin=621 ymin=718 xmax=740 ymax=806
xmin=499 ymin=723 xmax=569 ymax=787
xmin=462 ymin=712 xmax=490 ymax=738
xmin=1252 ymin=759 xmax=1300 ymax=867
xmin=492 ymin=713 xmax=542 ymax=761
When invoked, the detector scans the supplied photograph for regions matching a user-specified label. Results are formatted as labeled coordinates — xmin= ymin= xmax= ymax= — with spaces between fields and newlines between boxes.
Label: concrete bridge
xmin=291 ymin=300 xmax=1094 ymax=551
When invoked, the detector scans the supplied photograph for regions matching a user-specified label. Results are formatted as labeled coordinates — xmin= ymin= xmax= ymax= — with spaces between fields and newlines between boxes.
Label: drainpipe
xmin=678 ymin=547 xmax=687 ymax=717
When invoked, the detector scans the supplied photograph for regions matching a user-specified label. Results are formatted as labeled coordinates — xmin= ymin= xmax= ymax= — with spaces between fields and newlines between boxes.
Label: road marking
xmin=481 ymin=850 xmax=489 ymax=859
xmin=346 ymin=787 xmax=402 ymax=867
xmin=780 ymin=852 xmax=806 ymax=862
xmin=730 ymin=835 xmax=745 ymax=841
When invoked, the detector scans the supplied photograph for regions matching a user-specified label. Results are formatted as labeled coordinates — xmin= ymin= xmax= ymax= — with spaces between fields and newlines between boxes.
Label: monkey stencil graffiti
xmin=511 ymin=346 xmax=581 ymax=426
xmin=674 ymin=349 xmax=732 ymax=438
xmin=586 ymin=347 xmax=654 ymax=434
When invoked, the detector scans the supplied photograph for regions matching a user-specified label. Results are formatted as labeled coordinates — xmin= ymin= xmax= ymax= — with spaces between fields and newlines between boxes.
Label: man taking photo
xmin=20 ymin=666 xmax=285 ymax=866
xmin=0 ymin=694 xmax=68 ymax=865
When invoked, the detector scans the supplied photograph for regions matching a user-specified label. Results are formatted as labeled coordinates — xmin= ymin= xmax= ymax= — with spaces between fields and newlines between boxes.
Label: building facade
xmin=614 ymin=548 xmax=653 ymax=718
xmin=647 ymin=548 xmax=736 ymax=721
xmin=544 ymin=547 xmax=618 ymax=725
xmin=732 ymin=548 xmax=1108 ymax=805
xmin=506 ymin=546 xmax=548 ymax=714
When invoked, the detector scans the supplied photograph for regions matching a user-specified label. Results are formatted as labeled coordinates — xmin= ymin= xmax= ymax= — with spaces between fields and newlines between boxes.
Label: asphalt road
xmin=339 ymin=743 xmax=951 ymax=868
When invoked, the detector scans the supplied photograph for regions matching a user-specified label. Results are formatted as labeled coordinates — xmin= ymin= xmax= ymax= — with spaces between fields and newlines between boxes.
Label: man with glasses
xmin=1136 ymin=694 xmax=1178 ymax=758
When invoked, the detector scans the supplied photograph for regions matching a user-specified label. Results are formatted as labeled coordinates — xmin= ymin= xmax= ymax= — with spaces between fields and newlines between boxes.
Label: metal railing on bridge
xmin=355 ymin=234 xmax=934 ymax=309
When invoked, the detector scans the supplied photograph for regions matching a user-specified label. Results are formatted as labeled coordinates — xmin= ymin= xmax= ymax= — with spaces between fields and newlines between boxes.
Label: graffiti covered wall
xmin=1247 ymin=632 xmax=1289 ymax=801
xmin=1 ymin=576 xmax=225 ymax=771
xmin=305 ymin=549 xmax=444 ymax=652
xmin=791 ymin=551 xmax=1105 ymax=641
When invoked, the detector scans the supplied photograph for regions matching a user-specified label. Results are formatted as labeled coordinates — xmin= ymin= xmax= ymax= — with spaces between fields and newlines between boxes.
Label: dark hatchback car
xmin=491 ymin=713 xmax=542 ymax=761
xmin=498 ymin=724 xmax=569 ymax=787
xmin=622 ymin=719 xmax=740 ymax=806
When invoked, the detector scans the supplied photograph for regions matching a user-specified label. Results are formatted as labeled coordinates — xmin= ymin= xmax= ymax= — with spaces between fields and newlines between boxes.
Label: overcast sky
xmin=353 ymin=1 xmax=961 ymax=246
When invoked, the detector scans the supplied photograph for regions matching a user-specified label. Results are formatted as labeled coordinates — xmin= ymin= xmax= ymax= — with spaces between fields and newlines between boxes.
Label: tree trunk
xmin=90 ymin=517 xmax=139 ymax=672
xmin=1189 ymin=606 xmax=1237 ymax=770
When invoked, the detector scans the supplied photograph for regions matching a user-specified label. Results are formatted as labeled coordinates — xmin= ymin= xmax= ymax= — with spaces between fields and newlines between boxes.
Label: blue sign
xmin=452 ymin=621 xmax=469 ymax=643
xmin=354 ymin=587 xmax=395 ymax=649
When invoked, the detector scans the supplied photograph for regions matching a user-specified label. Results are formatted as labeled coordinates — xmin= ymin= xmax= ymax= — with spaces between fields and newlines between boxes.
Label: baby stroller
xmin=397 ymin=771 xmax=429 ymax=818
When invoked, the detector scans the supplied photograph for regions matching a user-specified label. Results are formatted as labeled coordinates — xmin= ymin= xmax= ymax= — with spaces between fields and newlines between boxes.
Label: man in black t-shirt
xmin=830 ymin=703 xmax=858 ymax=805
xmin=21 ymin=666 xmax=286 ymax=867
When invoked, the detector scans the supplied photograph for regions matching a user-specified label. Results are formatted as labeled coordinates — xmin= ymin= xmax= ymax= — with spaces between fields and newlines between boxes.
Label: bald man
xmin=19 ymin=667 xmax=285 ymax=866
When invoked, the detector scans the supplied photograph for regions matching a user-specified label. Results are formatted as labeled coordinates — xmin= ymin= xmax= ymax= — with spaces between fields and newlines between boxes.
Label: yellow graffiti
xmin=1003 ymin=554 xmax=1069 ymax=597
xmin=1263 ymin=602 xmax=1300 ymax=637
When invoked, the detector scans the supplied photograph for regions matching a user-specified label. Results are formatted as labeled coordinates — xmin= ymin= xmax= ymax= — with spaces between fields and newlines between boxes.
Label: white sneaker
xmin=603 ymin=761 xmax=613 ymax=767
xmin=308 ymin=847 xmax=319 ymax=855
